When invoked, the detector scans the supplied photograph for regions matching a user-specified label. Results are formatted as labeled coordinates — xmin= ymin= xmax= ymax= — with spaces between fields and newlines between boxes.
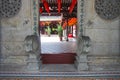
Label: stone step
xmin=41 ymin=53 xmax=76 ymax=64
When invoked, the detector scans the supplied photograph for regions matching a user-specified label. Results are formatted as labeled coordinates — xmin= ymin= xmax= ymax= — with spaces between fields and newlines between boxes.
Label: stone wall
xmin=0 ymin=0 xmax=41 ymax=71
xmin=0 ymin=0 xmax=39 ymax=57
xmin=83 ymin=0 xmax=120 ymax=56
xmin=76 ymin=0 xmax=120 ymax=71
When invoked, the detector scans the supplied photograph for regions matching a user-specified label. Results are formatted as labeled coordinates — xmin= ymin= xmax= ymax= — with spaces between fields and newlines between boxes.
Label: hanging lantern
xmin=39 ymin=7 xmax=43 ymax=13
xmin=42 ymin=0 xmax=50 ymax=13
xmin=69 ymin=0 xmax=77 ymax=14
xmin=68 ymin=17 xmax=77 ymax=26
xmin=57 ymin=0 xmax=61 ymax=13
xmin=62 ymin=18 xmax=77 ymax=28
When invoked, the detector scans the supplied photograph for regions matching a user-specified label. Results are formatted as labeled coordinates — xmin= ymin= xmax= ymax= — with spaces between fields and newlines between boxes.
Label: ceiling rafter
xmin=40 ymin=0 xmax=77 ymax=18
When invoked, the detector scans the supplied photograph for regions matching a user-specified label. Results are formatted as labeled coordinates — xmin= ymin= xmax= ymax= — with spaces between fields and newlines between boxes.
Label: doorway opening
xmin=39 ymin=0 xmax=77 ymax=72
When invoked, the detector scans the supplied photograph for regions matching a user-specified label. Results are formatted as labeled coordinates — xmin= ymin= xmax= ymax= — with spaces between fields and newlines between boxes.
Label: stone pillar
xmin=0 ymin=20 xmax=1 ymax=51
xmin=75 ymin=35 xmax=91 ymax=71
xmin=0 ymin=20 xmax=1 ymax=64
xmin=27 ymin=53 xmax=41 ymax=71
xmin=75 ymin=0 xmax=91 ymax=71
xmin=24 ymin=34 xmax=42 ymax=70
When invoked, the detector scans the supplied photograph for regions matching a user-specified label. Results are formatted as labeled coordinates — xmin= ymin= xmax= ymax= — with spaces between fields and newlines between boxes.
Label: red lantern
xmin=57 ymin=0 xmax=61 ymax=13
xmin=62 ymin=18 xmax=77 ymax=28
xmin=68 ymin=18 xmax=77 ymax=26
xmin=42 ymin=0 xmax=50 ymax=13
xmin=69 ymin=0 xmax=77 ymax=14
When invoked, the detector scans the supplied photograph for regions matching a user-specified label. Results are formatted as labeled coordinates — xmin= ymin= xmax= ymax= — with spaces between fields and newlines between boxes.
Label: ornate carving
xmin=24 ymin=35 xmax=40 ymax=53
xmin=79 ymin=0 xmax=85 ymax=35
xmin=78 ymin=36 xmax=91 ymax=54
xmin=95 ymin=0 xmax=120 ymax=20
xmin=0 ymin=0 xmax=21 ymax=18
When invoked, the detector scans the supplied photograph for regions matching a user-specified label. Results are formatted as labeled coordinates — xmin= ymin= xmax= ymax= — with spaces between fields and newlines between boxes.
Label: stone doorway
xmin=39 ymin=0 xmax=77 ymax=65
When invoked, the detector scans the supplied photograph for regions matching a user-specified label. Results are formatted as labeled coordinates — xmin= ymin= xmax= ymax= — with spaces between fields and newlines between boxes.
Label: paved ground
xmin=0 ymin=64 xmax=77 ymax=72
xmin=40 ymin=64 xmax=77 ymax=72
xmin=40 ymin=35 xmax=76 ymax=54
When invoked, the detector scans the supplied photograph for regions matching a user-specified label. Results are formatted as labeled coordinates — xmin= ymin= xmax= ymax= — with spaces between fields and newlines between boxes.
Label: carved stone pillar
xmin=75 ymin=35 xmax=91 ymax=71
xmin=24 ymin=34 xmax=42 ymax=70
xmin=75 ymin=0 xmax=91 ymax=71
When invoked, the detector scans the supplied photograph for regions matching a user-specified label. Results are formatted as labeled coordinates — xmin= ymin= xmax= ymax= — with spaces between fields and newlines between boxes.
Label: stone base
xmin=76 ymin=54 xmax=88 ymax=62
xmin=75 ymin=61 xmax=89 ymax=71
xmin=27 ymin=53 xmax=42 ymax=71
xmin=75 ymin=54 xmax=89 ymax=71
xmin=27 ymin=62 xmax=39 ymax=70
